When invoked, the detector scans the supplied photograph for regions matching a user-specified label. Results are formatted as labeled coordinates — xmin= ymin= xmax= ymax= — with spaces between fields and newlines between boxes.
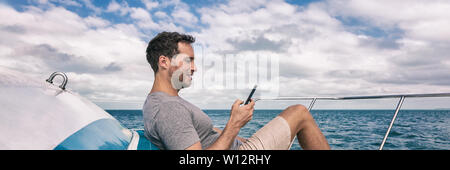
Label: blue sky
xmin=2 ymin=0 xmax=390 ymax=38
xmin=1 ymin=0 xmax=403 ymax=46
xmin=2 ymin=0 xmax=326 ymax=38
xmin=0 ymin=0 xmax=449 ymax=109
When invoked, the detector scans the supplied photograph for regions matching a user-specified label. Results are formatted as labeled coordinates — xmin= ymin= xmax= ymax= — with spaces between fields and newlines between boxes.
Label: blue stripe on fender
xmin=54 ymin=119 xmax=132 ymax=150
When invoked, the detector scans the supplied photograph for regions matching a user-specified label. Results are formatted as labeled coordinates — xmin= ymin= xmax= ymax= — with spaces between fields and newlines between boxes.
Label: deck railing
xmin=256 ymin=93 xmax=450 ymax=150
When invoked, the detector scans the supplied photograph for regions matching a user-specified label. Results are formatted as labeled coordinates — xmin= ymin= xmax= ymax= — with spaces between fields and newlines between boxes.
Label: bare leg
xmin=279 ymin=104 xmax=330 ymax=150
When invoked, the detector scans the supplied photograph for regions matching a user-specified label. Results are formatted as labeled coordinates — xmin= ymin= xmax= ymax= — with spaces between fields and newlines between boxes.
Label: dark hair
xmin=146 ymin=31 xmax=195 ymax=73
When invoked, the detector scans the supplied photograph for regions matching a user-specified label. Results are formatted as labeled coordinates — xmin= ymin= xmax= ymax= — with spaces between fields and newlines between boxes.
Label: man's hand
xmin=227 ymin=99 xmax=255 ymax=130
xmin=187 ymin=98 xmax=255 ymax=150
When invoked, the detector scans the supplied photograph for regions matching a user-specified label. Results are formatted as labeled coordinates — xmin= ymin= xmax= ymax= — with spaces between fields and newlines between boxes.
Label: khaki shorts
xmin=238 ymin=116 xmax=293 ymax=150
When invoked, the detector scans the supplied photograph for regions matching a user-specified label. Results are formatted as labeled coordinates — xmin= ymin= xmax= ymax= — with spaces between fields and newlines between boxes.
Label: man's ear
xmin=158 ymin=55 xmax=170 ymax=70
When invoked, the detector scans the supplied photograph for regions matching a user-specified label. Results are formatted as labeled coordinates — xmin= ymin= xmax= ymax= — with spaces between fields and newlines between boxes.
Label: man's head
xmin=146 ymin=32 xmax=196 ymax=90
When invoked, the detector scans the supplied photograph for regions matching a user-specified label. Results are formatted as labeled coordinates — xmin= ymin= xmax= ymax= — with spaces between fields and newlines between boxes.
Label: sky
xmin=0 ymin=0 xmax=449 ymax=110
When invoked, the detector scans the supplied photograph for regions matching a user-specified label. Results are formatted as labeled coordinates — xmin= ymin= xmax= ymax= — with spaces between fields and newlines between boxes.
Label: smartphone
xmin=244 ymin=85 xmax=257 ymax=105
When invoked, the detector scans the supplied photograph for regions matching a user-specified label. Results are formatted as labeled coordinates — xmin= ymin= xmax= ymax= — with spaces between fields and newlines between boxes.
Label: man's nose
xmin=191 ymin=62 xmax=197 ymax=73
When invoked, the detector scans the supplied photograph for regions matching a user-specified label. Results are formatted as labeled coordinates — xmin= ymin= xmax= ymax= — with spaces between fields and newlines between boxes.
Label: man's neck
xmin=150 ymin=73 xmax=179 ymax=96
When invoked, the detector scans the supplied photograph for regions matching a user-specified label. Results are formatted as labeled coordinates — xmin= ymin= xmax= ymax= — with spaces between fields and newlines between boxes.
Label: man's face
xmin=168 ymin=42 xmax=196 ymax=90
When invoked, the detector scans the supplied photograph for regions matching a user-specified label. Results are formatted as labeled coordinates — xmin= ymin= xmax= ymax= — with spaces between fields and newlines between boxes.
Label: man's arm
xmin=187 ymin=125 xmax=240 ymax=150
xmin=186 ymin=99 xmax=255 ymax=150
xmin=213 ymin=127 xmax=247 ymax=143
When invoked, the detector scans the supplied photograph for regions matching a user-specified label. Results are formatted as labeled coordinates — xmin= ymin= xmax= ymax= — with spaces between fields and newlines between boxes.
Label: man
xmin=143 ymin=31 xmax=330 ymax=150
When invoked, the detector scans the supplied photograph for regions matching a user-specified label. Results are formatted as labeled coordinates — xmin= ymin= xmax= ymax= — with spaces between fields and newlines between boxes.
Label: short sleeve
xmin=155 ymin=101 xmax=200 ymax=150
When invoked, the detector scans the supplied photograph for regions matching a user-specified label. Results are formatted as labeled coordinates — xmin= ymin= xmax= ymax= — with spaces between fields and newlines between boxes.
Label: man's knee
xmin=281 ymin=104 xmax=312 ymax=121
xmin=279 ymin=104 xmax=313 ymax=137
xmin=287 ymin=104 xmax=308 ymax=112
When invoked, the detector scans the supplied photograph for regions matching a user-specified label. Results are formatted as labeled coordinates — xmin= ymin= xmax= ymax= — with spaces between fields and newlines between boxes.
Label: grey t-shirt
xmin=142 ymin=92 xmax=242 ymax=150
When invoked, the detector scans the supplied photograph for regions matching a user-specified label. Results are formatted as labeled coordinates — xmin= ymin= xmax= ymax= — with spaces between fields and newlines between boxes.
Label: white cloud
xmin=159 ymin=0 xmax=189 ymax=9
xmin=1 ymin=0 xmax=449 ymax=109
xmin=172 ymin=7 xmax=198 ymax=27
xmin=0 ymin=4 xmax=152 ymax=109
xmin=154 ymin=11 xmax=169 ymax=19
xmin=152 ymin=0 xmax=198 ymax=28
xmin=130 ymin=7 xmax=159 ymax=30
xmin=326 ymin=0 xmax=450 ymax=43
xmin=106 ymin=0 xmax=121 ymax=13
xmin=323 ymin=0 xmax=450 ymax=88
xmin=129 ymin=7 xmax=151 ymax=21
xmin=84 ymin=16 xmax=110 ymax=28
xmin=188 ymin=0 xmax=450 ymax=109
xmin=80 ymin=0 xmax=101 ymax=14
xmin=141 ymin=0 xmax=159 ymax=10
xmin=105 ymin=1 xmax=168 ymax=31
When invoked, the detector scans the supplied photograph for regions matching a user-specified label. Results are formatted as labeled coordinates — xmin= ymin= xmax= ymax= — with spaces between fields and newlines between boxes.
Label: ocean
xmin=107 ymin=109 xmax=450 ymax=150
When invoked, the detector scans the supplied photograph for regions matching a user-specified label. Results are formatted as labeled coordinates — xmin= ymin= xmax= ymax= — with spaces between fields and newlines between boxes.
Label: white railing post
xmin=379 ymin=96 xmax=405 ymax=150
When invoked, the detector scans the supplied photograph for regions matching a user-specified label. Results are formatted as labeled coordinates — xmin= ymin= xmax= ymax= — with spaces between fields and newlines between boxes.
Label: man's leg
xmin=278 ymin=104 xmax=330 ymax=150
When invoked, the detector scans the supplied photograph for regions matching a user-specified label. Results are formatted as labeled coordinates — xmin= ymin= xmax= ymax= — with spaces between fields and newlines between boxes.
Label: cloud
xmin=154 ymin=11 xmax=169 ymax=19
xmin=84 ymin=16 xmax=110 ymax=28
xmin=1 ymin=0 xmax=449 ymax=109
xmin=0 ymin=4 xmax=152 ymax=108
xmin=141 ymin=0 xmax=159 ymax=10
xmin=130 ymin=8 xmax=151 ymax=20
xmin=226 ymin=34 xmax=290 ymax=52
xmin=0 ymin=25 xmax=26 ymax=34
xmin=103 ymin=62 xmax=122 ymax=72
xmin=189 ymin=0 xmax=450 ymax=109
xmin=12 ymin=43 xmax=123 ymax=74
xmin=326 ymin=0 xmax=450 ymax=43
xmin=104 ymin=0 xmax=183 ymax=32
xmin=171 ymin=7 xmax=198 ymax=28
xmin=129 ymin=7 xmax=158 ymax=29
xmin=321 ymin=0 xmax=450 ymax=90
xmin=80 ymin=0 xmax=102 ymax=14
xmin=357 ymin=35 xmax=402 ymax=50
xmin=106 ymin=0 xmax=121 ymax=13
